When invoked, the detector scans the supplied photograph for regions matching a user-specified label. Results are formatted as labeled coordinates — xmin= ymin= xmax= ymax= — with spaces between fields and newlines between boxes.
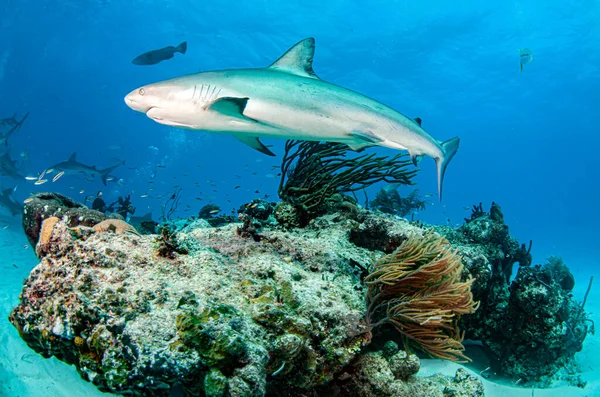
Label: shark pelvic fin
xmin=208 ymin=97 xmax=258 ymax=123
xmin=268 ymin=38 xmax=319 ymax=79
xmin=68 ymin=152 xmax=77 ymax=162
xmin=346 ymin=130 xmax=382 ymax=151
xmin=233 ymin=135 xmax=275 ymax=156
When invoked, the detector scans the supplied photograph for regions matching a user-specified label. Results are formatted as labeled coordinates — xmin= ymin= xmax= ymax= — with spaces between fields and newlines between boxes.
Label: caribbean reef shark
xmin=49 ymin=152 xmax=122 ymax=185
xmin=0 ymin=152 xmax=24 ymax=180
xmin=125 ymin=38 xmax=459 ymax=198
xmin=0 ymin=113 xmax=29 ymax=150
xmin=0 ymin=188 xmax=22 ymax=216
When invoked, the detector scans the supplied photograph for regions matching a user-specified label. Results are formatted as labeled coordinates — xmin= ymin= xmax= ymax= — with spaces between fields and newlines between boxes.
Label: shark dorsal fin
xmin=268 ymin=38 xmax=319 ymax=79
xmin=68 ymin=152 xmax=77 ymax=162
xmin=414 ymin=117 xmax=422 ymax=126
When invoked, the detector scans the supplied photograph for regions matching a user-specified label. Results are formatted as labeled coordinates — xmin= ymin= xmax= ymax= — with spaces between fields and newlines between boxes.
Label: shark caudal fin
xmin=176 ymin=42 xmax=187 ymax=55
xmin=435 ymin=137 xmax=460 ymax=201
xmin=100 ymin=162 xmax=123 ymax=185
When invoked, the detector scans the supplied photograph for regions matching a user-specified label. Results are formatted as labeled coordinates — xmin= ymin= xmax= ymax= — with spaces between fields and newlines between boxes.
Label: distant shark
xmin=0 ymin=152 xmax=24 ymax=180
xmin=0 ymin=188 xmax=22 ymax=216
xmin=0 ymin=113 xmax=29 ymax=149
xmin=49 ymin=152 xmax=122 ymax=185
xmin=124 ymin=38 xmax=459 ymax=198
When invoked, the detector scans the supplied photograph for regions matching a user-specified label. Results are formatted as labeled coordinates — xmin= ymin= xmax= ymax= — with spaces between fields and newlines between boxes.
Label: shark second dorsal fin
xmin=68 ymin=152 xmax=77 ymax=162
xmin=268 ymin=38 xmax=319 ymax=79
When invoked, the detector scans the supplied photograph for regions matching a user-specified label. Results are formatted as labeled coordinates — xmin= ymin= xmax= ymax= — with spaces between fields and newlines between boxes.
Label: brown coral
xmin=365 ymin=230 xmax=479 ymax=362
xmin=38 ymin=216 xmax=60 ymax=246
xmin=92 ymin=219 xmax=139 ymax=236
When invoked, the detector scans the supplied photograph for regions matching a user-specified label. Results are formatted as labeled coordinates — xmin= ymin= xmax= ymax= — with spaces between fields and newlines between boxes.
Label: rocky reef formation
xmin=438 ymin=203 xmax=590 ymax=387
xmin=11 ymin=191 xmax=587 ymax=395
xmin=10 ymin=193 xmax=484 ymax=396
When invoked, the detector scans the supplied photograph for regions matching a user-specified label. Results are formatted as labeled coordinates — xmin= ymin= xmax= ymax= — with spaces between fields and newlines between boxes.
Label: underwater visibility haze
xmin=0 ymin=1 xmax=599 ymax=396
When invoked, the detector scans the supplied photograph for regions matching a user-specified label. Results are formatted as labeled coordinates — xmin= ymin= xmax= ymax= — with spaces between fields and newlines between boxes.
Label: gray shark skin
xmin=49 ymin=152 xmax=122 ymax=186
xmin=0 ymin=188 xmax=22 ymax=216
xmin=125 ymin=38 xmax=459 ymax=198
xmin=0 ymin=152 xmax=24 ymax=180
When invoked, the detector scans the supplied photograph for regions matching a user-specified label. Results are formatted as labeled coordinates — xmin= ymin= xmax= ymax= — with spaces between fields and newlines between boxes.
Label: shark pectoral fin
xmin=233 ymin=135 xmax=275 ymax=156
xmin=208 ymin=97 xmax=258 ymax=123
xmin=346 ymin=130 xmax=383 ymax=151
xmin=268 ymin=38 xmax=320 ymax=79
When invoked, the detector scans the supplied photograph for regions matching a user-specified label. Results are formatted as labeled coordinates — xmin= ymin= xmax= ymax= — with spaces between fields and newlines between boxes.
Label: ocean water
xmin=1 ymin=0 xmax=599 ymax=396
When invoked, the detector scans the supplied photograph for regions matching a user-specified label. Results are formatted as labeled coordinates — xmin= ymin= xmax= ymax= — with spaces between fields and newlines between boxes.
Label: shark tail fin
xmin=435 ymin=137 xmax=460 ymax=201
xmin=100 ymin=162 xmax=122 ymax=186
xmin=176 ymin=42 xmax=187 ymax=55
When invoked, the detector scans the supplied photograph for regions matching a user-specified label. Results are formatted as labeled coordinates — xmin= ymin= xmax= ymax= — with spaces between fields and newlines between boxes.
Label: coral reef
xmin=11 ymin=208 xmax=377 ymax=396
xmin=22 ymin=192 xmax=111 ymax=247
xmin=12 ymin=195 xmax=588 ymax=394
xmin=438 ymin=203 xmax=590 ymax=386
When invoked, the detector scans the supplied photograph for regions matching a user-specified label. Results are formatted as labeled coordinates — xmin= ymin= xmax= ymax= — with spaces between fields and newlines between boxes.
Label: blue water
xmin=1 ymin=0 xmax=599 ymax=394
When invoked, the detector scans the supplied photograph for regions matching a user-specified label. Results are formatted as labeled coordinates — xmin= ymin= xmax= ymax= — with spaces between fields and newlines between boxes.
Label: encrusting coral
xmin=365 ymin=231 xmax=479 ymax=362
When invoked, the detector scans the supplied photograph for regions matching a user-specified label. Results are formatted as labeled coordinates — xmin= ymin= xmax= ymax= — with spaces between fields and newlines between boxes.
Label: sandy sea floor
xmin=0 ymin=223 xmax=597 ymax=397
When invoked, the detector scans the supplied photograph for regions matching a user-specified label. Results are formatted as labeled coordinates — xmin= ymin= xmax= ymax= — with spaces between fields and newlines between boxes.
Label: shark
xmin=0 ymin=151 xmax=24 ymax=180
xmin=0 ymin=112 xmax=29 ymax=150
xmin=0 ymin=187 xmax=22 ymax=216
xmin=49 ymin=152 xmax=122 ymax=185
xmin=124 ymin=38 xmax=460 ymax=198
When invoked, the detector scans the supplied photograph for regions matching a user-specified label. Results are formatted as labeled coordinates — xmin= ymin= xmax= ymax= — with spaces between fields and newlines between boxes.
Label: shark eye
xmin=139 ymin=88 xmax=145 ymax=95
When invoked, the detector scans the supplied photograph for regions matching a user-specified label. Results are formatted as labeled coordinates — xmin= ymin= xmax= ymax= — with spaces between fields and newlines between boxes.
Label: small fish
xmin=519 ymin=48 xmax=533 ymax=72
xmin=2 ymin=225 xmax=8 ymax=229
xmin=132 ymin=42 xmax=187 ymax=66
xmin=234 ymin=186 xmax=241 ymax=190
xmin=52 ymin=171 xmax=65 ymax=182
xmin=79 ymin=190 xmax=85 ymax=194
xmin=34 ymin=179 xmax=47 ymax=185
xmin=254 ymin=190 xmax=260 ymax=194
xmin=23 ymin=245 xmax=28 ymax=249
xmin=424 ymin=193 xmax=435 ymax=198
xmin=156 ymin=165 xmax=166 ymax=168
xmin=106 ymin=176 xmax=115 ymax=182
xmin=97 ymin=191 xmax=103 ymax=197
xmin=209 ymin=209 xmax=219 ymax=214
xmin=148 ymin=145 xmax=159 ymax=151
xmin=141 ymin=194 xmax=149 ymax=198
xmin=39 ymin=169 xmax=47 ymax=180
xmin=46 ymin=168 xmax=55 ymax=174
xmin=25 ymin=176 xmax=38 ymax=181
xmin=20 ymin=151 xmax=28 ymax=160
xmin=23 ymin=197 xmax=33 ymax=204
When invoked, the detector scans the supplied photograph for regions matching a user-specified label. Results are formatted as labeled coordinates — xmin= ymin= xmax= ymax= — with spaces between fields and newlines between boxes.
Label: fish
xmin=124 ymin=38 xmax=460 ymax=199
xmin=519 ymin=48 xmax=533 ymax=72
xmin=47 ymin=152 xmax=123 ymax=185
xmin=132 ymin=42 xmax=187 ymax=66
xmin=25 ymin=176 xmax=38 ymax=181
xmin=0 ymin=113 xmax=29 ymax=148
xmin=0 ymin=188 xmax=23 ymax=216
xmin=0 ymin=152 xmax=25 ymax=180
xmin=34 ymin=179 xmax=47 ymax=185
xmin=52 ymin=171 xmax=65 ymax=182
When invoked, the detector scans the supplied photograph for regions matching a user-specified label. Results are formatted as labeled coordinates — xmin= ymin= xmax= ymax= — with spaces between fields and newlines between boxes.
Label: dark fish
xmin=132 ymin=42 xmax=187 ymax=66
xmin=234 ymin=186 xmax=241 ymax=189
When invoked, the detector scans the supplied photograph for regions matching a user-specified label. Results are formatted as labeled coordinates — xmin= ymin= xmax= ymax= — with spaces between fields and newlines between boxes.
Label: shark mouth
xmin=146 ymin=107 xmax=193 ymax=128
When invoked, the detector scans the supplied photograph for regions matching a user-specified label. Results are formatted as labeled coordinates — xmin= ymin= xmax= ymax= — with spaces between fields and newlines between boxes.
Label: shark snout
xmin=124 ymin=89 xmax=153 ymax=113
